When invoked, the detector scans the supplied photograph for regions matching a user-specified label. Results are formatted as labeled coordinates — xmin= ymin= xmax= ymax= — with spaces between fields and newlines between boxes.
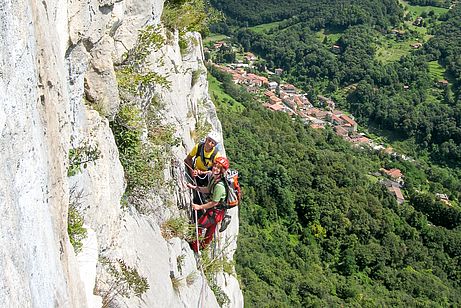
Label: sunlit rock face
xmin=0 ymin=0 xmax=242 ymax=307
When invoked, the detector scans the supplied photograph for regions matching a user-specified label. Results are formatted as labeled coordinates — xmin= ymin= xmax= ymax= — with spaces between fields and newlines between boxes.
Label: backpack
xmin=195 ymin=141 xmax=218 ymax=171
xmin=222 ymin=169 xmax=242 ymax=208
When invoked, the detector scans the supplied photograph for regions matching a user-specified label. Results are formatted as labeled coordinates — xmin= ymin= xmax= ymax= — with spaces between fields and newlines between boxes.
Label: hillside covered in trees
xmin=210 ymin=0 xmax=461 ymax=167
xmin=210 ymin=68 xmax=461 ymax=306
xmin=204 ymin=1 xmax=461 ymax=304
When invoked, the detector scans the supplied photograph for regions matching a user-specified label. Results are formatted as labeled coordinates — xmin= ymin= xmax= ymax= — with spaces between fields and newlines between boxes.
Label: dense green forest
xmin=209 ymin=68 xmax=461 ymax=306
xmin=210 ymin=0 xmax=402 ymax=27
xmin=210 ymin=0 xmax=461 ymax=166
xmin=407 ymin=0 xmax=451 ymax=8
xmin=206 ymin=0 xmax=461 ymax=305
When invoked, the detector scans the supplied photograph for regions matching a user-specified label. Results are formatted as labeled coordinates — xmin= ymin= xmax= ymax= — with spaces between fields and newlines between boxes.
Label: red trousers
xmin=190 ymin=208 xmax=225 ymax=252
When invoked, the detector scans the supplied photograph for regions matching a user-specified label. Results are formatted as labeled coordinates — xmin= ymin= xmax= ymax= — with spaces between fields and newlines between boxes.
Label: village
xmin=208 ymin=42 xmax=452 ymax=207
xmin=208 ymin=42 xmax=373 ymax=142
xmin=213 ymin=61 xmax=373 ymax=142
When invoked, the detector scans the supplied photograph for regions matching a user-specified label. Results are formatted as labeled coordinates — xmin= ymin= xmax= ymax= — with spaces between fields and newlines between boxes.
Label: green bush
xmin=68 ymin=187 xmax=87 ymax=254
xmin=161 ymin=217 xmax=195 ymax=240
xmin=68 ymin=141 xmax=101 ymax=176
xmin=162 ymin=0 xmax=223 ymax=35
xmin=116 ymin=25 xmax=170 ymax=99
xmin=127 ymin=25 xmax=164 ymax=65
xmin=99 ymin=257 xmax=149 ymax=307
xmin=110 ymin=105 xmax=158 ymax=197
xmin=191 ymin=69 xmax=203 ymax=87
xmin=209 ymin=280 xmax=230 ymax=307
xmin=116 ymin=67 xmax=170 ymax=97
xmin=110 ymin=103 xmax=180 ymax=212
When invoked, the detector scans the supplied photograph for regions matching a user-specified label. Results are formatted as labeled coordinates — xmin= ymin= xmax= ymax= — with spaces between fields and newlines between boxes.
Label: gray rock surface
xmin=0 ymin=0 xmax=243 ymax=307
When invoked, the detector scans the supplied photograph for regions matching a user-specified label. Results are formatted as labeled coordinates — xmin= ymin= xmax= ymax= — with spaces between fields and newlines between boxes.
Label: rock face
xmin=0 ymin=0 xmax=243 ymax=307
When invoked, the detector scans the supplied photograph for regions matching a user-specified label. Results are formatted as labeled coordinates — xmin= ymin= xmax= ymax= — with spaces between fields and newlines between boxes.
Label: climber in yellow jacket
xmin=184 ymin=131 xmax=222 ymax=205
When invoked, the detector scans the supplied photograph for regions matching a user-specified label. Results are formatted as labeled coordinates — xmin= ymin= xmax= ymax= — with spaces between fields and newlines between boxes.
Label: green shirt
xmin=208 ymin=178 xmax=226 ymax=203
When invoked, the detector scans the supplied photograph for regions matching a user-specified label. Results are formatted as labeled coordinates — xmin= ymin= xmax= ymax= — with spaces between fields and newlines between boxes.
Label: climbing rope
xmin=182 ymin=161 xmax=209 ymax=308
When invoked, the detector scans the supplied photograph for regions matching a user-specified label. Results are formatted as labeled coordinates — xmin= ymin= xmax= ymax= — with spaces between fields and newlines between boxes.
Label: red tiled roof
xmin=260 ymin=77 xmax=269 ymax=84
xmin=270 ymin=96 xmax=282 ymax=104
xmin=388 ymin=186 xmax=404 ymax=201
xmin=264 ymin=90 xmax=275 ymax=97
xmin=293 ymin=96 xmax=303 ymax=106
xmin=333 ymin=110 xmax=343 ymax=116
xmin=388 ymin=168 xmax=402 ymax=178
xmin=331 ymin=115 xmax=342 ymax=123
xmin=315 ymin=111 xmax=329 ymax=119
xmin=298 ymin=111 xmax=308 ymax=118
xmin=351 ymin=136 xmax=370 ymax=143
xmin=283 ymin=84 xmax=296 ymax=90
xmin=334 ymin=126 xmax=348 ymax=136
xmin=382 ymin=168 xmax=403 ymax=179
xmin=340 ymin=114 xmax=356 ymax=126
xmin=268 ymin=103 xmax=284 ymax=111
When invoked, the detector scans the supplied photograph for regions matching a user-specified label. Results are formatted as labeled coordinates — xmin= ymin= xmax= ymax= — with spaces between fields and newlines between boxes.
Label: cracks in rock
xmin=109 ymin=18 xmax=123 ymax=38
xmin=41 ymin=0 xmax=49 ymax=19
xmin=170 ymin=60 xmax=180 ymax=74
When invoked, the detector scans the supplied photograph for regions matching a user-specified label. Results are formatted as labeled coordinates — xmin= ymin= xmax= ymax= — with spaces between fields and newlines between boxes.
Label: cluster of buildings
xmin=218 ymin=65 xmax=270 ymax=88
xmin=214 ymin=63 xmax=371 ymax=145
xmin=378 ymin=167 xmax=451 ymax=206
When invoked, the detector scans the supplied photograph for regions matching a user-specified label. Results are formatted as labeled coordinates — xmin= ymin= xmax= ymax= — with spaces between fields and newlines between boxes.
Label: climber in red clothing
xmin=187 ymin=157 xmax=229 ymax=252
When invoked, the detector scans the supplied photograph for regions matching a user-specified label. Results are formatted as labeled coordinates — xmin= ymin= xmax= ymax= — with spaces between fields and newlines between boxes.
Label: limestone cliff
xmin=0 ymin=0 xmax=243 ymax=307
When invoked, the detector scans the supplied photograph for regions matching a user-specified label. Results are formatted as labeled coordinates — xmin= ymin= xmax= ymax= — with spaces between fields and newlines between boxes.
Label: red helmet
xmin=215 ymin=157 xmax=229 ymax=171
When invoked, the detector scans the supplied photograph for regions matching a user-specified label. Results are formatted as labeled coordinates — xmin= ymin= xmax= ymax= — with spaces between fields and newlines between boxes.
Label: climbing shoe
xmin=219 ymin=214 xmax=231 ymax=232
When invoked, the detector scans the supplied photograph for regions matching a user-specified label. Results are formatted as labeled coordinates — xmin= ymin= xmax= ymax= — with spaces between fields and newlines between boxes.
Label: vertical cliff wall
xmin=0 ymin=0 xmax=243 ymax=307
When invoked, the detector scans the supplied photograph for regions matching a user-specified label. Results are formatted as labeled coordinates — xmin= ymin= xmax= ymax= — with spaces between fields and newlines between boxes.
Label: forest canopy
xmin=210 ymin=69 xmax=461 ymax=306
xmin=207 ymin=1 xmax=461 ymax=305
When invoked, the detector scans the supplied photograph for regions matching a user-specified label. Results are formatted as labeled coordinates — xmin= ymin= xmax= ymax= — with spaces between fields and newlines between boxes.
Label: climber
xmin=184 ymin=131 xmax=222 ymax=205
xmin=187 ymin=156 xmax=229 ymax=252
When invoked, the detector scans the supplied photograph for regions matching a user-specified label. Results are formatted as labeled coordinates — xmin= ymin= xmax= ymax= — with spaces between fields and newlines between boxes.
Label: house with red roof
xmin=267 ymin=103 xmax=285 ymax=112
xmin=281 ymin=84 xmax=297 ymax=95
xmin=264 ymin=90 xmax=275 ymax=97
xmin=330 ymin=114 xmax=343 ymax=125
xmin=213 ymin=41 xmax=226 ymax=49
xmin=388 ymin=186 xmax=405 ymax=204
xmin=244 ymin=52 xmax=257 ymax=62
xmin=232 ymin=74 xmax=245 ymax=84
xmin=334 ymin=125 xmax=349 ymax=137
xmin=283 ymin=97 xmax=296 ymax=111
xmin=340 ymin=114 xmax=357 ymax=131
xmin=269 ymin=96 xmax=282 ymax=104
xmin=310 ymin=123 xmax=326 ymax=129
xmin=351 ymin=136 xmax=371 ymax=144
xmin=381 ymin=168 xmax=404 ymax=184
